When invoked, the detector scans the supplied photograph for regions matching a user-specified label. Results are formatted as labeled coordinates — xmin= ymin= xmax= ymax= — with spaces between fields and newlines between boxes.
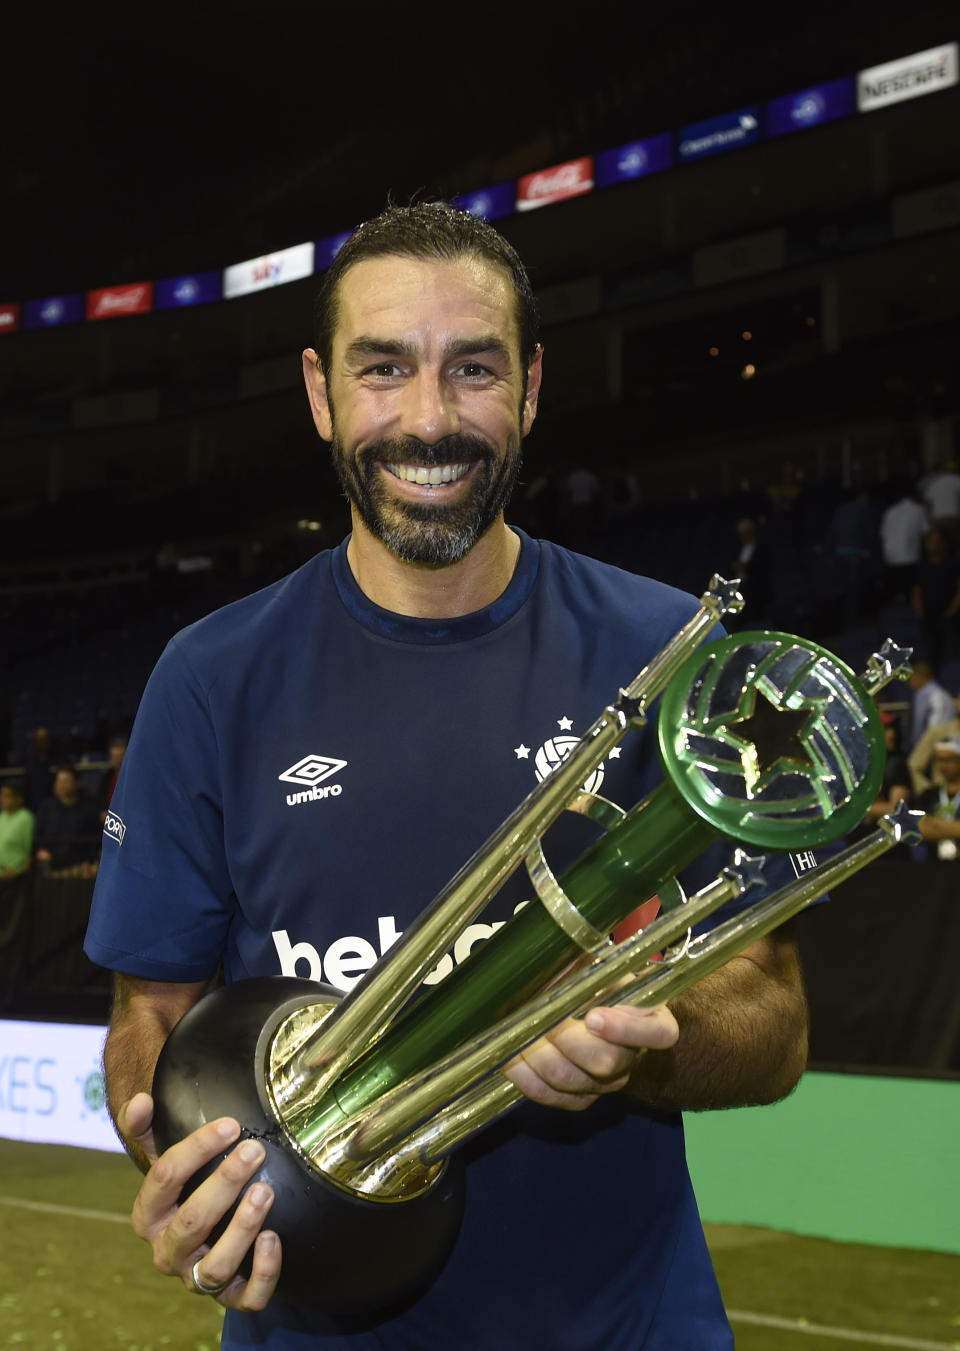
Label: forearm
xmin=103 ymin=975 xmax=208 ymax=1171
xmin=625 ymin=943 xmax=808 ymax=1112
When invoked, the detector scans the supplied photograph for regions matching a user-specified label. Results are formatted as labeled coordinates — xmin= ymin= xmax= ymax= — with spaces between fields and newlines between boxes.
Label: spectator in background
xmin=880 ymin=483 xmax=928 ymax=604
xmin=849 ymin=715 xmax=912 ymax=856
xmin=907 ymin=659 xmax=956 ymax=752
xmin=866 ymin=716 xmax=912 ymax=819
xmin=0 ymin=780 xmax=34 ymax=878
xmin=823 ymin=486 xmax=881 ymax=629
xmin=923 ymin=461 xmax=960 ymax=553
xmin=766 ymin=460 xmax=804 ymax=521
xmin=561 ymin=465 xmax=603 ymax=550
xmin=907 ymin=690 xmax=960 ymax=794
xmin=34 ymin=765 xmax=100 ymax=877
xmin=98 ymin=736 xmax=127 ymax=822
xmin=911 ymin=528 xmax=960 ymax=670
xmin=917 ymin=738 xmax=960 ymax=861
xmin=23 ymin=726 xmax=58 ymax=809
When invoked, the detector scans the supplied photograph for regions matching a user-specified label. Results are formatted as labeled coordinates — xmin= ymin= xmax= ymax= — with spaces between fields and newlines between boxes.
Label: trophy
xmin=152 ymin=578 xmax=918 ymax=1314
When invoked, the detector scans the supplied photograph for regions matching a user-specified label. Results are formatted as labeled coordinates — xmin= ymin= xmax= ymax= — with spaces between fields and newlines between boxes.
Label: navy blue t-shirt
xmin=87 ymin=532 xmax=796 ymax=1348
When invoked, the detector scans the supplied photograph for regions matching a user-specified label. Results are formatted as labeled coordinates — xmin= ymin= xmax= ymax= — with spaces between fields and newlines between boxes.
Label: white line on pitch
xmin=728 ymin=1309 xmax=960 ymax=1350
xmin=0 ymin=1194 xmax=129 ymax=1224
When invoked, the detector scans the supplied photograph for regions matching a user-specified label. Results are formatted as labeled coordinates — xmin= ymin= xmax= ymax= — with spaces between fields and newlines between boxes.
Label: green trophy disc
xmin=657 ymin=630 xmax=886 ymax=849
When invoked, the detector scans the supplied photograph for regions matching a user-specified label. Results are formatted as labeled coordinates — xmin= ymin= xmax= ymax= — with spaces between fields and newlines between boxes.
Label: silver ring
xmin=192 ymin=1258 xmax=228 ymax=1296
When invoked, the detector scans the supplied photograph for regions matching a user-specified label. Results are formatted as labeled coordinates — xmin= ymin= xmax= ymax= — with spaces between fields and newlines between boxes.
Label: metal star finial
xmin=722 ymin=849 xmax=767 ymax=895
xmin=703 ymin=575 xmax=745 ymax=618
xmin=861 ymin=639 xmax=913 ymax=697
xmin=880 ymin=800 xmax=923 ymax=847
xmin=614 ymin=690 xmax=647 ymax=728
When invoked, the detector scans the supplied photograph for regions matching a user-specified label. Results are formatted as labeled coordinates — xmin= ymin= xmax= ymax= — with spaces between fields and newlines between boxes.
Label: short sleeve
xmin=84 ymin=638 xmax=235 ymax=981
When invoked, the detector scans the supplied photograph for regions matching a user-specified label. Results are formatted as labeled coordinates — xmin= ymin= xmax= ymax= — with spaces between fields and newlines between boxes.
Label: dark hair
xmin=2 ymin=778 xmax=25 ymax=796
xmin=312 ymin=201 xmax=540 ymax=375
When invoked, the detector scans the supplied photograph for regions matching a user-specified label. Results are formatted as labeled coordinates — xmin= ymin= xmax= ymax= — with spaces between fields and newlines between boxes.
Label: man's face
xmin=934 ymin=752 xmax=960 ymax=784
xmin=303 ymin=254 xmax=541 ymax=566
xmin=0 ymin=787 xmax=21 ymax=814
xmin=54 ymin=770 xmax=77 ymax=803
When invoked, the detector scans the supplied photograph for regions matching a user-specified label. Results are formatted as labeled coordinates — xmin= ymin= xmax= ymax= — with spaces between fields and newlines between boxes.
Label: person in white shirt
xmin=908 ymin=660 xmax=956 ymax=751
xmin=924 ymin=463 xmax=960 ymax=552
xmin=880 ymin=486 xmax=928 ymax=603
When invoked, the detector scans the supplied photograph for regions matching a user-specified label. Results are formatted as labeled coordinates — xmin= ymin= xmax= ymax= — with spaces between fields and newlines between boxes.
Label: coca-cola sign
xmin=86 ymin=283 xmax=154 ymax=321
xmin=0 ymin=303 xmax=20 ymax=334
xmin=516 ymin=157 xmax=594 ymax=212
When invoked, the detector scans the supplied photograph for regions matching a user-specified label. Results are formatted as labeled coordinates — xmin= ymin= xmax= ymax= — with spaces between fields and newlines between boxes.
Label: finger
xmin=503 ymin=1053 xmax=601 ymax=1111
xmin=522 ymin=1026 xmax=630 ymax=1091
xmin=183 ymin=1179 xmax=276 ymax=1300
xmin=133 ymin=1117 xmax=242 ymax=1242
xmin=583 ymin=1004 xmax=680 ymax=1051
xmin=224 ymin=1230 xmax=283 ymax=1313
xmin=158 ymin=1138 xmax=269 ymax=1273
xmin=117 ymin=1092 xmax=159 ymax=1164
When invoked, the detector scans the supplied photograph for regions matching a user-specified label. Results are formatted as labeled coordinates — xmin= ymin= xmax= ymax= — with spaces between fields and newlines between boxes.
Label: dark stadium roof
xmin=4 ymin=3 xmax=955 ymax=300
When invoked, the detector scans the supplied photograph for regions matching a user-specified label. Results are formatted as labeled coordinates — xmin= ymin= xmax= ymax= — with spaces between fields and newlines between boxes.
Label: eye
xmin=453 ymin=361 xmax=493 ymax=381
xmin=364 ymin=362 xmax=403 ymax=379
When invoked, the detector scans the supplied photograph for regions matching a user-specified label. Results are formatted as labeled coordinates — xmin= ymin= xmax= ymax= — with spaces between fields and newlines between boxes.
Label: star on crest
xmin=609 ymin=746 xmax=622 ymax=759
xmin=723 ymin=686 xmax=817 ymax=793
xmin=514 ymin=744 xmax=530 ymax=759
xmin=557 ymin=716 xmax=573 ymax=731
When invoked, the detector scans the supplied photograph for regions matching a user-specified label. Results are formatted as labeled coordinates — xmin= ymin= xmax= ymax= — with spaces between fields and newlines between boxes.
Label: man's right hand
xmin=118 ymin=1092 xmax=282 ymax=1311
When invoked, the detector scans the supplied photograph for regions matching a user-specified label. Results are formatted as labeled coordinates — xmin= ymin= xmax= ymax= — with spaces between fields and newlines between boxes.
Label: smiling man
xmin=86 ymin=202 xmax=808 ymax=1350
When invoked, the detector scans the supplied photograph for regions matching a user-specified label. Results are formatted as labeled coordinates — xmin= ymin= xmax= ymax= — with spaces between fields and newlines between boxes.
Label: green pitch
xmin=2 ymin=1139 xmax=959 ymax=1349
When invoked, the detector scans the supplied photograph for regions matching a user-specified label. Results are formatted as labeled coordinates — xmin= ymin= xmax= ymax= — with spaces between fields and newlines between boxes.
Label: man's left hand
xmin=503 ymin=1004 xmax=679 ymax=1111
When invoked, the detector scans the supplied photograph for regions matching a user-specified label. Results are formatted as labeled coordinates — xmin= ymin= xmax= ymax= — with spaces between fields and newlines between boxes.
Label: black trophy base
xmin=152 ymin=977 xmax=465 ymax=1314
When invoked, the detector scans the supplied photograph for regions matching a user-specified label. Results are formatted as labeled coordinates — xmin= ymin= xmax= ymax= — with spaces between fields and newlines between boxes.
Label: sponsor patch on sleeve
xmin=103 ymin=811 xmax=126 ymax=845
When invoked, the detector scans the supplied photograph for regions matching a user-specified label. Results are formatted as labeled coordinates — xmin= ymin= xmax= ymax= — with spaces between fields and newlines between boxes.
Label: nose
xmin=398 ymin=372 xmax=460 ymax=444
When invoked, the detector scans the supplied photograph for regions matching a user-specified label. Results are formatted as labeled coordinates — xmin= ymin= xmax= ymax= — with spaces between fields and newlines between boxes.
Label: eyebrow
xmin=343 ymin=335 xmax=514 ymax=366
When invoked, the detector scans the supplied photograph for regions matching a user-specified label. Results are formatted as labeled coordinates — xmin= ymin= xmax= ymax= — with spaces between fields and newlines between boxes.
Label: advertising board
xmin=766 ymin=76 xmax=856 ymax=137
xmin=23 ymin=294 xmax=86 ymax=328
xmin=677 ymin=107 xmax=761 ymax=162
xmin=155 ymin=271 xmax=222 ymax=309
xmin=858 ymin=44 xmax=958 ymax=112
xmin=452 ymin=182 xmax=515 ymax=220
xmin=86 ymin=283 xmax=153 ymax=321
xmin=223 ymin=241 xmax=315 ymax=299
xmin=595 ymin=133 xmax=673 ymax=187
xmin=315 ymin=231 xmax=355 ymax=272
xmin=0 ymin=1020 xmax=120 ymax=1152
xmin=516 ymin=156 xmax=594 ymax=211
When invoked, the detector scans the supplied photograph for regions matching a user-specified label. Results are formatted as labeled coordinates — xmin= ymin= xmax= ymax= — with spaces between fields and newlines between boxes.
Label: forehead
xmin=332 ymin=254 xmax=519 ymax=355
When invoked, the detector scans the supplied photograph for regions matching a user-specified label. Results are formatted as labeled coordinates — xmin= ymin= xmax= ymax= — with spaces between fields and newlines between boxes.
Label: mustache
xmin=361 ymin=434 xmax=495 ymax=468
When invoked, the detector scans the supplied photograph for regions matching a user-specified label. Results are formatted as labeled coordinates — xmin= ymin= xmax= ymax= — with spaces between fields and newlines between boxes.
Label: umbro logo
xmin=279 ymin=754 xmax=347 ymax=806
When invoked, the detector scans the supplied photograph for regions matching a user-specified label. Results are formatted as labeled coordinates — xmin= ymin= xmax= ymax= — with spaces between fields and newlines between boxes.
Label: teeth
xmin=388 ymin=462 xmax=470 ymax=485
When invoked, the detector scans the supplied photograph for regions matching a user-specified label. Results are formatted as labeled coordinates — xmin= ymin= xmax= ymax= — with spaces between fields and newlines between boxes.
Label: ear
xmin=302 ymin=348 xmax=333 ymax=442
xmin=521 ymin=345 xmax=544 ymax=437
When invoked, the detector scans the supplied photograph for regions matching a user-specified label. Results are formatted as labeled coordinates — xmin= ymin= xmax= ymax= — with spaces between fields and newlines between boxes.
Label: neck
xmin=345 ymin=514 xmax=521 ymax=618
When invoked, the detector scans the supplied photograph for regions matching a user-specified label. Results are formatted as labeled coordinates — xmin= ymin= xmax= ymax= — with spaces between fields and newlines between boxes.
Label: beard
xmin=330 ymin=429 xmax=523 ymax=566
